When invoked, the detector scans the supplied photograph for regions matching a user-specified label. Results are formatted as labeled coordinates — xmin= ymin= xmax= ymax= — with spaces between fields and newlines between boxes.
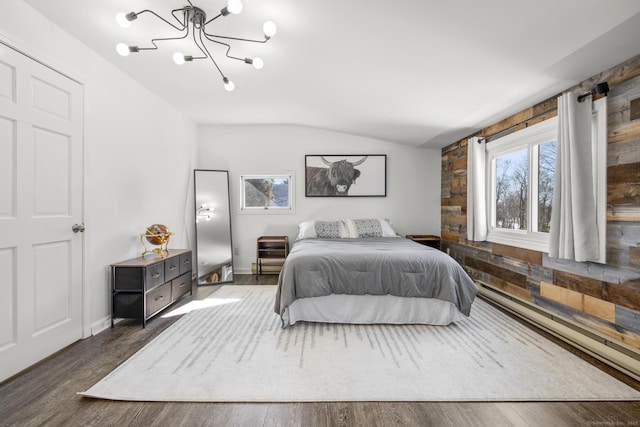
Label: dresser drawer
xmin=179 ymin=252 xmax=192 ymax=275
xmin=145 ymin=263 xmax=165 ymax=289
xmin=146 ymin=282 xmax=171 ymax=317
xmin=113 ymin=267 xmax=144 ymax=291
xmin=165 ymin=255 xmax=181 ymax=282
xmin=171 ymin=272 xmax=192 ymax=301
xmin=113 ymin=292 xmax=143 ymax=319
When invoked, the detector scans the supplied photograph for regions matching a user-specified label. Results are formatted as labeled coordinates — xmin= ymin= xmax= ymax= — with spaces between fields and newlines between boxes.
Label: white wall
xmin=1 ymin=1 xmax=198 ymax=334
xmin=197 ymin=125 xmax=441 ymax=273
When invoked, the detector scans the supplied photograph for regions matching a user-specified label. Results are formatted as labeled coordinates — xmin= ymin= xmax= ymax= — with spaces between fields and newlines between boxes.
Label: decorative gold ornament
xmin=140 ymin=224 xmax=174 ymax=258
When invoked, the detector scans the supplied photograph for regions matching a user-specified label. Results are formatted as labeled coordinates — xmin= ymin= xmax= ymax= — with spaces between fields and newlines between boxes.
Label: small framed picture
xmin=305 ymin=155 xmax=386 ymax=197
xmin=239 ymin=174 xmax=294 ymax=213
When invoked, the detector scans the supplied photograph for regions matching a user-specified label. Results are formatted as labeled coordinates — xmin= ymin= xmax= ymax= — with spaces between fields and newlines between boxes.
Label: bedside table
xmin=406 ymin=235 xmax=441 ymax=250
xmin=256 ymin=236 xmax=289 ymax=276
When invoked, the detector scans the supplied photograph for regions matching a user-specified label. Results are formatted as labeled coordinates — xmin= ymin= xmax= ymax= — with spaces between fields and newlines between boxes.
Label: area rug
xmin=80 ymin=285 xmax=640 ymax=402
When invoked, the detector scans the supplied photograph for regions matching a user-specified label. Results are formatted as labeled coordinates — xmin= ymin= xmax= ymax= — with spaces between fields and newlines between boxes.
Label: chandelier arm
xmin=135 ymin=9 xmax=185 ymax=31
xmin=170 ymin=8 xmax=189 ymax=28
xmin=207 ymin=40 xmax=246 ymax=63
xmin=197 ymin=27 xmax=225 ymax=79
xmin=203 ymin=14 xmax=224 ymax=26
xmin=201 ymin=34 xmax=234 ymax=58
xmin=190 ymin=23 xmax=211 ymax=59
xmin=139 ymin=24 xmax=190 ymax=51
xmin=203 ymin=31 xmax=268 ymax=44
xmin=202 ymin=36 xmax=249 ymax=65
xmin=135 ymin=37 xmax=172 ymax=52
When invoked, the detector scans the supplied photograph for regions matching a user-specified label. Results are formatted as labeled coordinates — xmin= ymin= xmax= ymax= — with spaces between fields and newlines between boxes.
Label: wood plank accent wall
xmin=441 ymin=54 xmax=640 ymax=351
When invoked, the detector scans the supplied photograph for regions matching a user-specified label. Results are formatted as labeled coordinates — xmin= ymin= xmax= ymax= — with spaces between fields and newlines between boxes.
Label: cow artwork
xmin=305 ymin=156 xmax=369 ymax=196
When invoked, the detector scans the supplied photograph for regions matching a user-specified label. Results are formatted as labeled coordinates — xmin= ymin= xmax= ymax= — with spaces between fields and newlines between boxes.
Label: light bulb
xmin=252 ymin=58 xmax=264 ymax=70
xmin=116 ymin=12 xmax=131 ymax=28
xmin=227 ymin=0 xmax=243 ymax=14
xmin=173 ymin=52 xmax=185 ymax=65
xmin=263 ymin=21 xmax=277 ymax=38
xmin=223 ymin=77 xmax=235 ymax=92
xmin=116 ymin=43 xmax=130 ymax=57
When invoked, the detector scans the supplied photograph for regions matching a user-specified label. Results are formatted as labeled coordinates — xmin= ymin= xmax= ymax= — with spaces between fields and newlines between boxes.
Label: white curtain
xmin=467 ymin=136 xmax=487 ymax=241
xmin=549 ymin=92 xmax=599 ymax=262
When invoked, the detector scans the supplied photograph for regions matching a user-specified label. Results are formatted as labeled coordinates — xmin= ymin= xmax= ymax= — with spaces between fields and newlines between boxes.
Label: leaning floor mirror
xmin=194 ymin=169 xmax=234 ymax=285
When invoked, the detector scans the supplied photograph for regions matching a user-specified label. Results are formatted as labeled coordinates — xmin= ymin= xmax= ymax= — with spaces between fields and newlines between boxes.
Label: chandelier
xmin=115 ymin=0 xmax=277 ymax=91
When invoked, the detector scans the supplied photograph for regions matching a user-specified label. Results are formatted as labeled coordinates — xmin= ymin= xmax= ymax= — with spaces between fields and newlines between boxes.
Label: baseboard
xmin=477 ymin=281 xmax=640 ymax=382
xmin=91 ymin=316 xmax=114 ymax=336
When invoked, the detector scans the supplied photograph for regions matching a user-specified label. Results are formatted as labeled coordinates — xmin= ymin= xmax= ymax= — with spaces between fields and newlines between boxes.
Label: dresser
xmin=111 ymin=249 xmax=192 ymax=327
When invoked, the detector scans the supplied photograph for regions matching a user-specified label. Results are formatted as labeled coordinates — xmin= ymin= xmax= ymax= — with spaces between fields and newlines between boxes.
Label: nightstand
xmin=406 ymin=235 xmax=441 ymax=250
xmin=256 ymin=236 xmax=289 ymax=276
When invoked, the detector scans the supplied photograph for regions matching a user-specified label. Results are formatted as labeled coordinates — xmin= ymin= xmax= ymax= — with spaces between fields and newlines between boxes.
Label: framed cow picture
xmin=305 ymin=154 xmax=387 ymax=197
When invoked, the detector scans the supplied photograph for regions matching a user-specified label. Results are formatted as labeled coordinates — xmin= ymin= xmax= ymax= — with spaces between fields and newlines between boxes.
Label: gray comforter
xmin=274 ymin=237 xmax=478 ymax=323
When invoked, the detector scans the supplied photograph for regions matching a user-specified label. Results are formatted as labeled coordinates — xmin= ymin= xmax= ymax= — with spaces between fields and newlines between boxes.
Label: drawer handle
xmin=151 ymin=272 xmax=161 ymax=278
xmin=168 ymin=264 xmax=177 ymax=270
xmin=155 ymin=295 xmax=164 ymax=301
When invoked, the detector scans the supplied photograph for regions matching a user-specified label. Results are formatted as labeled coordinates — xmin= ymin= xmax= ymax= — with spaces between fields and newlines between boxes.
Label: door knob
xmin=72 ymin=223 xmax=85 ymax=233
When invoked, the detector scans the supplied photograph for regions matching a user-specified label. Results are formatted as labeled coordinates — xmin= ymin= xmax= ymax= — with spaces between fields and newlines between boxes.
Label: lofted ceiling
xmin=22 ymin=0 xmax=640 ymax=148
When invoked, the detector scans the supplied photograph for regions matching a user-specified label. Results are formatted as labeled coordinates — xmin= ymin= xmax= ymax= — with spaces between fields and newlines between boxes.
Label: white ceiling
xmin=22 ymin=0 xmax=640 ymax=148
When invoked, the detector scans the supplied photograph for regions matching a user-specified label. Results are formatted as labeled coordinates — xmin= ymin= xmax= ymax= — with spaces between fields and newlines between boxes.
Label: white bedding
xmin=283 ymin=293 xmax=464 ymax=326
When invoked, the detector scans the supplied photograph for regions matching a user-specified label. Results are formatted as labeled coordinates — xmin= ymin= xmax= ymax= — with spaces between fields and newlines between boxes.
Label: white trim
xmin=486 ymin=117 xmax=557 ymax=251
xmin=91 ymin=316 xmax=113 ymax=336
xmin=487 ymin=229 xmax=550 ymax=252
xmin=487 ymin=116 xmax=558 ymax=153
xmin=0 ymin=32 xmax=87 ymax=85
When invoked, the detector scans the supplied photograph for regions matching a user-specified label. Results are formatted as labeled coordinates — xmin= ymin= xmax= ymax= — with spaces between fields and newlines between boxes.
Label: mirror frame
xmin=194 ymin=169 xmax=234 ymax=285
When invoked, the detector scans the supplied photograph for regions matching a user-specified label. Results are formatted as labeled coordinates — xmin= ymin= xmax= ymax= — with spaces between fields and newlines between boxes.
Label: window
xmin=486 ymin=117 xmax=557 ymax=251
xmin=484 ymin=97 xmax=606 ymax=255
xmin=239 ymin=174 xmax=294 ymax=213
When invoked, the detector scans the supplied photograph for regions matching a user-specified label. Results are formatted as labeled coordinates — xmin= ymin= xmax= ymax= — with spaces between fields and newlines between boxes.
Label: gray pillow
xmin=353 ymin=219 xmax=383 ymax=237
xmin=314 ymin=221 xmax=343 ymax=238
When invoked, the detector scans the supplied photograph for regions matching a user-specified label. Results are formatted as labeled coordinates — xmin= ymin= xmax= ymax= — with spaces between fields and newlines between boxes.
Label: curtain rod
xmin=478 ymin=81 xmax=608 ymax=143
xmin=478 ymin=106 xmax=557 ymax=143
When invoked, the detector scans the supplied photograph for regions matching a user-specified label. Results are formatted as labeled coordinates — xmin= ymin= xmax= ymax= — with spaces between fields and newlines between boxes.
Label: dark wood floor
xmin=1 ymin=274 xmax=639 ymax=427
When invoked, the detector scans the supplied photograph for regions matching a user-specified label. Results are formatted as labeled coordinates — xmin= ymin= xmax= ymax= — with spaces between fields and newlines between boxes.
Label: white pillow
xmin=379 ymin=218 xmax=400 ymax=237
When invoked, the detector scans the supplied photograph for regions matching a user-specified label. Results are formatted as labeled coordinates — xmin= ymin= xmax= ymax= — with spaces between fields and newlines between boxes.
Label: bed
xmin=274 ymin=219 xmax=478 ymax=327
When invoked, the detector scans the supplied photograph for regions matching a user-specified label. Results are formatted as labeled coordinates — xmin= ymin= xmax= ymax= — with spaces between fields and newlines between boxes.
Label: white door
xmin=0 ymin=42 xmax=84 ymax=382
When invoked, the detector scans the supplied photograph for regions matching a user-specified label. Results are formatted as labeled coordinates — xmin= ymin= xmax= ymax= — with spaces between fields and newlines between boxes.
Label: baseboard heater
xmin=477 ymin=281 xmax=640 ymax=383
